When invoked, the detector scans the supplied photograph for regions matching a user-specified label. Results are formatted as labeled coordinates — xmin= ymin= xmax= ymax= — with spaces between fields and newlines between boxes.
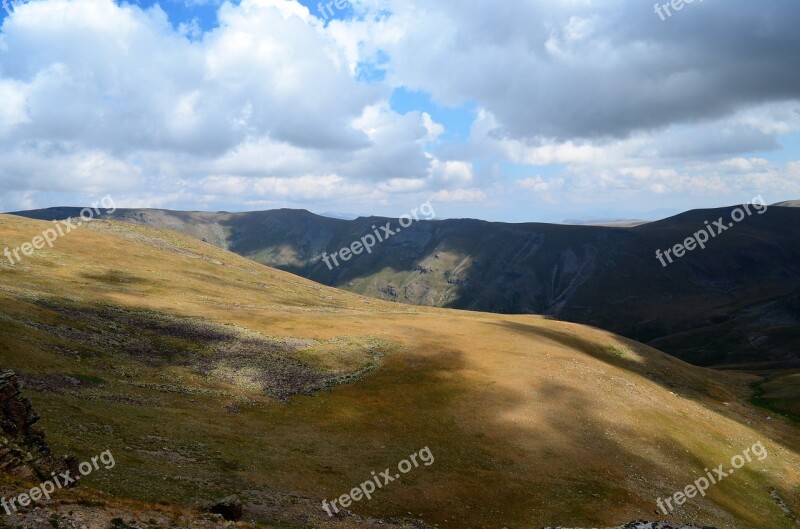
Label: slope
xmin=0 ymin=214 xmax=798 ymax=529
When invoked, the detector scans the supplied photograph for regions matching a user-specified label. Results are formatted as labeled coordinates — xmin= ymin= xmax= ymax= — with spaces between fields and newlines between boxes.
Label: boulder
xmin=205 ymin=494 xmax=243 ymax=521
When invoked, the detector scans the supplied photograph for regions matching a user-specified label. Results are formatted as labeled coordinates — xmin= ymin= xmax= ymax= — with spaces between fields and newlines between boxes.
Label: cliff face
xmin=0 ymin=369 xmax=71 ymax=481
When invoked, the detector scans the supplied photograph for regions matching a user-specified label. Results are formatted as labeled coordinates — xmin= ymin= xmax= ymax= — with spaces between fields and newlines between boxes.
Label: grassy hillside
xmin=13 ymin=204 xmax=800 ymax=369
xmin=0 ymin=214 xmax=798 ymax=529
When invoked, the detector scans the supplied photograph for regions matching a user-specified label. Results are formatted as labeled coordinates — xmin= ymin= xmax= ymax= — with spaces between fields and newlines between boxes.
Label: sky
xmin=1 ymin=0 xmax=799 ymax=223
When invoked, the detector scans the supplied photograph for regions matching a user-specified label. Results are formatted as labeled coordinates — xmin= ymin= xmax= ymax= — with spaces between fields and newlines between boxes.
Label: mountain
xmin=12 ymin=203 xmax=800 ymax=369
xmin=1 ymin=213 xmax=798 ymax=529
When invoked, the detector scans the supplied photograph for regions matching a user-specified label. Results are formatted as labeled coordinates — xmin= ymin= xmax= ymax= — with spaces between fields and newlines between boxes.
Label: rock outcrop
xmin=0 ymin=369 xmax=73 ymax=481
xmin=540 ymin=522 xmax=719 ymax=529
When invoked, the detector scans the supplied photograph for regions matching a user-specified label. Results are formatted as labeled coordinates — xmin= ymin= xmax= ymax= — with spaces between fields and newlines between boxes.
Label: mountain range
xmin=13 ymin=202 xmax=800 ymax=370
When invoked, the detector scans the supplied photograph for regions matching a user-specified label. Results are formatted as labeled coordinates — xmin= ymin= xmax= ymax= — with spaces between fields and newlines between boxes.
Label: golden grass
xmin=0 ymin=214 xmax=798 ymax=529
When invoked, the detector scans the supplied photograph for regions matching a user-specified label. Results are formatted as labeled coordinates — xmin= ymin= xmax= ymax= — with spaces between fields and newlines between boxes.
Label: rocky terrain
xmin=540 ymin=523 xmax=718 ymax=529
xmin=0 ymin=496 xmax=435 ymax=529
xmin=0 ymin=370 xmax=73 ymax=481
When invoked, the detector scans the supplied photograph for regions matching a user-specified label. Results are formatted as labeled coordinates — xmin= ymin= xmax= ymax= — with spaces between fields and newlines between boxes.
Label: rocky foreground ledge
xmin=541 ymin=522 xmax=718 ymax=529
xmin=0 ymin=369 xmax=75 ymax=480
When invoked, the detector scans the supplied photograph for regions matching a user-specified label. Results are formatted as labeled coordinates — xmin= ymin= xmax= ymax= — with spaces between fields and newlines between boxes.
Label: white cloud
xmin=0 ymin=0 xmax=463 ymax=211
xmin=1 ymin=0 xmax=799 ymax=220
xmin=421 ymin=112 xmax=444 ymax=142
xmin=518 ymin=175 xmax=556 ymax=192
xmin=430 ymin=159 xmax=473 ymax=186
xmin=430 ymin=188 xmax=486 ymax=203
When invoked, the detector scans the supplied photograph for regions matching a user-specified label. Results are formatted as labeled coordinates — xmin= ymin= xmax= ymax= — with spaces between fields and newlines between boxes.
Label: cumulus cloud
xmin=0 ymin=0 xmax=468 ymax=210
xmin=352 ymin=0 xmax=800 ymax=141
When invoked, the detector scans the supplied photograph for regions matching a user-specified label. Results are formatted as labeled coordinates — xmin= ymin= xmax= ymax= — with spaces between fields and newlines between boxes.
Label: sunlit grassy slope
xmin=0 ymin=214 xmax=798 ymax=529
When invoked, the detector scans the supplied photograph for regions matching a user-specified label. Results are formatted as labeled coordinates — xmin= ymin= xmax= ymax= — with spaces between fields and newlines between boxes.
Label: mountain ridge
xmin=10 ymin=203 xmax=800 ymax=369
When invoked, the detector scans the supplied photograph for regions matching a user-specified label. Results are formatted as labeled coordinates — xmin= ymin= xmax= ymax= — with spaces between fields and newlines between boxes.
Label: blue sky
xmin=130 ymin=0 xmax=224 ymax=30
xmin=1 ymin=0 xmax=799 ymax=222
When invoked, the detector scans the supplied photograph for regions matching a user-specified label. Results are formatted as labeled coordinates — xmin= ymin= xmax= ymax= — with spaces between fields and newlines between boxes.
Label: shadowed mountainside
xmin=11 ymin=204 xmax=800 ymax=369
